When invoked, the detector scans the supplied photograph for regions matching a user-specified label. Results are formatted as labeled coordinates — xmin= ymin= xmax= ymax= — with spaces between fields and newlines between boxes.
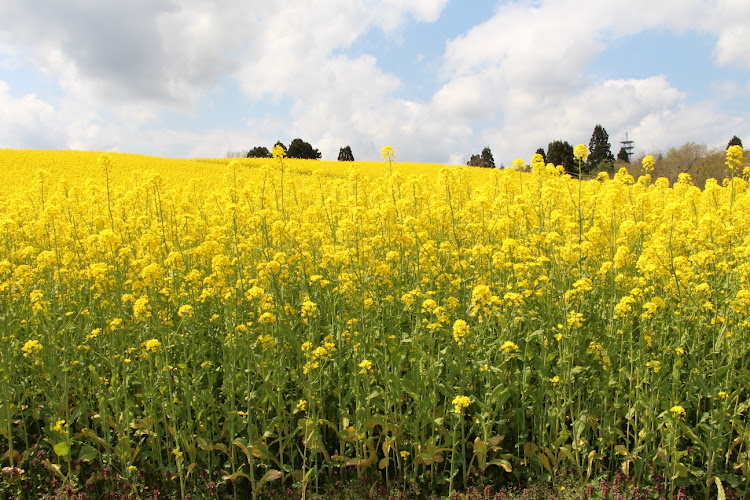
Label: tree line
xmin=631 ymin=135 xmax=743 ymax=188
xmin=228 ymin=130 xmax=744 ymax=183
xmin=467 ymin=127 xmax=744 ymax=185
xmin=246 ymin=139 xmax=322 ymax=160
xmin=237 ymin=139 xmax=356 ymax=161
xmin=467 ymin=124 xmax=619 ymax=176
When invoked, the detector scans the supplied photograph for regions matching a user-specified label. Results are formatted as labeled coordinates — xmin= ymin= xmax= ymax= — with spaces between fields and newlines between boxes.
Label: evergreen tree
xmin=480 ymin=146 xmax=495 ymax=168
xmin=338 ymin=146 xmax=354 ymax=161
xmin=467 ymin=154 xmax=482 ymax=167
xmin=467 ymin=146 xmax=495 ymax=168
xmin=247 ymin=146 xmax=272 ymax=158
xmin=274 ymin=141 xmax=287 ymax=155
xmin=617 ymin=147 xmax=630 ymax=163
xmin=286 ymin=138 xmax=321 ymax=159
xmin=535 ymin=148 xmax=547 ymax=163
xmin=586 ymin=124 xmax=615 ymax=173
xmin=727 ymin=135 xmax=743 ymax=150
xmin=546 ymin=140 xmax=575 ymax=175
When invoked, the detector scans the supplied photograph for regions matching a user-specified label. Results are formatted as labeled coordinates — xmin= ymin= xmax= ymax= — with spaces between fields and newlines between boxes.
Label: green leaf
xmin=115 ymin=436 xmax=133 ymax=461
xmin=558 ymin=446 xmax=575 ymax=463
xmin=54 ymin=441 xmax=70 ymax=457
xmin=486 ymin=459 xmax=513 ymax=472
xmin=77 ymin=445 xmax=98 ymax=462
xmin=672 ymin=462 xmax=689 ymax=479
xmin=222 ymin=470 xmax=250 ymax=482
xmin=525 ymin=329 xmax=544 ymax=342
xmin=537 ymin=452 xmax=552 ymax=473
xmin=716 ymin=477 xmax=726 ymax=500
xmin=259 ymin=469 xmax=282 ymax=485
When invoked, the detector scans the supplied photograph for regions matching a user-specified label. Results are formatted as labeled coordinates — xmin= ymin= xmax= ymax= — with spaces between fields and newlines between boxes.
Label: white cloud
xmin=432 ymin=75 xmax=498 ymax=120
xmin=472 ymin=76 xmax=687 ymax=160
xmin=0 ymin=81 xmax=61 ymax=148
xmin=228 ymin=0 xmax=455 ymax=160
xmin=430 ymin=0 xmax=750 ymax=162
xmin=714 ymin=24 xmax=750 ymax=68
xmin=0 ymin=0 xmax=747 ymax=162
xmin=710 ymin=0 xmax=750 ymax=68
xmin=443 ymin=1 xmax=605 ymax=91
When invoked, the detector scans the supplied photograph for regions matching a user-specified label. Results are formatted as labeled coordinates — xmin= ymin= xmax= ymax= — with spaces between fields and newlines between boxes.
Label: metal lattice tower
xmin=620 ymin=133 xmax=634 ymax=162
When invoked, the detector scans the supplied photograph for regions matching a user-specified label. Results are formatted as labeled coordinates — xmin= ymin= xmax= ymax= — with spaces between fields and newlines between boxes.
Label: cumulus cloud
xmin=0 ymin=0 xmax=747 ymax=161
xmin=0 ymin=80 xmax=61 ymax=148
xmin=0 ymin=0 xmax=454 ymax=158
xmin=476 ymin=77 xmax=690 ymax=158
xmin=0 ymin=0 xmax=249 ymax=106
xmin=433 ymin=0 xmax=750 ymax=161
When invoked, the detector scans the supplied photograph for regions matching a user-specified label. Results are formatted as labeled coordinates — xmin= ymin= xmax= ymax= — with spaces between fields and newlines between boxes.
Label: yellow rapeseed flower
xmin=726 ymin=145 xmax=743 ymax=171
xmin=382 ymin=145 xmax=396 ymax=162
xmin=574 ymin=144 xmax=588 ymax=162
xmin=452 ymin=319 xmax=470 ymax=346
xmin=132 ymin=296 xmax=151 ymax=321
xmin=301 ymin=299 xmax=319 ymax=322
xmin=177 ymin=304 xmax=194 ymax=318
xmin=646 ymin=360 xmax=661 ymax=373
xmin=500 ymin=340 xmax=518 ymax=354
xmin=22 ymin=340 xmax=42 ymax=357
xmin=358 ymin=359 xmax=373 ymax=375
xmin=452 ymin=395 xmax=472 ymax=414
xmin=141 ymin=338 xmax=162 ymax=353
xmin=670 ymin=405 xmax=686 ymax=417
xmin=642 ymin=155 xmax=655 ymax=173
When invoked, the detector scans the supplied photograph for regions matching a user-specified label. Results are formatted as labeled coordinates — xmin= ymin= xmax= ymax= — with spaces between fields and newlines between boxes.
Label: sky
xmin=1 ymin=0 xmax=749 ymax=165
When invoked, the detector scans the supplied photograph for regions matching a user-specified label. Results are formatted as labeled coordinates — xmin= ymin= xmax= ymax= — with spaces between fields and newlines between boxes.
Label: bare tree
xmin=226 ymin=150 xmax=249 ymax=158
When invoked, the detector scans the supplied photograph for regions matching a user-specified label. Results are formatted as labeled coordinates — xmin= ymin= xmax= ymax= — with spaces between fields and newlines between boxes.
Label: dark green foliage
xmin=467 ymin=146 xmax=495 ymax=168
xmin=247 ymin=146 xmax=272 ymax=158
xmin=586 ymin=124 xmax=615 ymax=173
xmin=338 ymin=145 xmax=355 ymax=161
xmin=546 ymin=140 xmax=575 ymax=175
xmin=727 ymin=135 xmax=743 ymax=150
xmin=287 ymin=138 xmax=322 ymax=159
xmin=535 ymin=148 xmax=546 ymax=163
xmin=617 ymin=147 xmax=630 ymax=162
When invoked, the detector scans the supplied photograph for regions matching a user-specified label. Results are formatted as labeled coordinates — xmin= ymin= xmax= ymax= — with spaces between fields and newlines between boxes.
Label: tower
xmin=620 ymin=133 xmax=634 ymax=162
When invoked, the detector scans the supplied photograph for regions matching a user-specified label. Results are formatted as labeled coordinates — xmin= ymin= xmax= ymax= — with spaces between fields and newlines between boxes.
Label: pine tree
xmin=586 ymin=124 xmax=615 ymax=173
xmin=338 ymin=146 xmax=354 ymax=161
xmin=546 ymin=140 xmax=575 ymax=175
xmin=247 ymin=146 xmax=272 ymax=158
xmin=535 ymin=148 xmax=546 ymax=163
xmin=467 ymin=146 xmax=495 ymax=168
xmin=480 ymin=147 xmax=495 ymax=168
xmin=727 ymin=135 xmax=743 ymax=150
xmin=274 ymin=141 xmax=287 ymax=155
xmin=617 ymin=147 xmax=630 ymax=163
xmin=287 ymin=138 xmax=321 ymax=159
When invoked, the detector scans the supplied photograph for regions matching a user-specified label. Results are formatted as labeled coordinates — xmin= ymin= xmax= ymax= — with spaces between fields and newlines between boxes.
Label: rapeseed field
xmin=1 ymin=146 xmax=749 ymax=499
